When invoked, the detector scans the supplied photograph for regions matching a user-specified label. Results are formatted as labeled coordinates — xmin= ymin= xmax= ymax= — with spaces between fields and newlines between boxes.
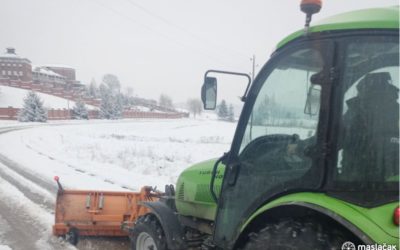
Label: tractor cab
xmin=52 ymin=3 xmax=399 ymax=250
xmin=198 ymin=4 xmax=399 ymax=249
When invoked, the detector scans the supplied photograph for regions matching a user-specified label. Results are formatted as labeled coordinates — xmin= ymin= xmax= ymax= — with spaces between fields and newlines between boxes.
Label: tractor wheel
xmin=242 ymin=218 xmax=346 ymax=250
xmin=131 ymin=214 xmax=167 ymax=250
xmin=65 ymin=227 xmax=79 ymax=246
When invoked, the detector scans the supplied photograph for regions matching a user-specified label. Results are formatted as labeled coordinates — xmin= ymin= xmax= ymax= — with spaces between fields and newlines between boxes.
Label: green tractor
xmin=131 ymin=2 xmax=399 ymax=249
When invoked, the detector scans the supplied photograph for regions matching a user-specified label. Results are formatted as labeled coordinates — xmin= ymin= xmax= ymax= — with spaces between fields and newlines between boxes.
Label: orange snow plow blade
xmin=52 ymin=177 xmax=158 ymax=238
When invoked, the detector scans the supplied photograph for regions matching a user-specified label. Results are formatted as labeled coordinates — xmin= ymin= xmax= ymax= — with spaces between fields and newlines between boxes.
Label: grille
xmin=177 ymin=182 xmax=185 ymax=200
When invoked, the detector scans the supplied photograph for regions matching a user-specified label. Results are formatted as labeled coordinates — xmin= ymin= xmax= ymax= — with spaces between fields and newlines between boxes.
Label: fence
xmin=0 ymin=107 xmax=188 ymax=120
xmin=0 ymin=79 xmax=183 ymax=112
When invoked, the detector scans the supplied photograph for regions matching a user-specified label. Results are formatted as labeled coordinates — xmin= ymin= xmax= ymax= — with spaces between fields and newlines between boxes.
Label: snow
xmin=32 ymin=66 xmax=64 ymax=78
xmin=134 ymin=106 xmax=151 ymax=112
xmin=41 ymin=64 xmax=74 ymax=69
xmin=0 ymin=117 xmax=317 ymax=248
xmin=0 ymin=53 xmax=23 ymax=59
xmin=0 ymin=172 xmax=75 ymax=250
xmin=0 ymin=86 xmax=96 ymax=109
xmin=0 ymin=119 xmax=236 ymax=191
xmin=0 ymin=175 xmax=54 ymax=248
xmin=0 ymin=162 xmax=55 ymax=203
xmin=18 ymin=91 xmax=48 ymax=122
xmin=0 ymin=118 xmax=237 ymax=248
xmin=0 ymin=214 xmax=11 ymax=250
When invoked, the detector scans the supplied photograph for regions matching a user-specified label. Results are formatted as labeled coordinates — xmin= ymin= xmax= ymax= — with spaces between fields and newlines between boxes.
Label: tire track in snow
xmin=24 ymin=143 xmax=135 ymax=191
xmin=0 ymin=154 xmax=56 ymax=193
xmin=0 ymin=175 xmax=73 ymax=250
xmin=0 ymin=124 xmax=131 ymax=249
xmin=0 ymin=162 xmax=55 ymax=210
xmin=0 ymin=126 xmax=70 ymax=249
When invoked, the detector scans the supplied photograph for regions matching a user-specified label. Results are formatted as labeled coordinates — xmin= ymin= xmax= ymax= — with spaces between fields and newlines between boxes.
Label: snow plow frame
xmin=52 ymin=178 xmax=158 ymax=238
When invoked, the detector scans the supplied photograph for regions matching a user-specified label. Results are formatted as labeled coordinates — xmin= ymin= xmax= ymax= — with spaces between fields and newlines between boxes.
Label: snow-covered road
xmin=0 ymin=118 xmax=236 ymax=250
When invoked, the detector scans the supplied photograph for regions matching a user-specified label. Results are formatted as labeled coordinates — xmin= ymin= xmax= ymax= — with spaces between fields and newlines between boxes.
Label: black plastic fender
xmin=237 ymin=202 xmax=374 ymax=248
xmin=139 ymin=201 xmax=187 ymax=250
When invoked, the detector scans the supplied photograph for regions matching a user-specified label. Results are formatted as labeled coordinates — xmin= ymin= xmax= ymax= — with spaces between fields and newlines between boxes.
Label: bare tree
xmin=187 ymin=98 xmax=203 ymax=118
xmin=159 ymin=94 xmax=174 ymax=108
xmin=102 ymin=74 xmax=121 ymax=94
xmin=125 ymin=87 xmax=134 ymax=97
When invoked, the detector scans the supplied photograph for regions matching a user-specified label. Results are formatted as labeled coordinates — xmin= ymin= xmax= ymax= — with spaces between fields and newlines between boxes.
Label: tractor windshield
xmin=240 ymin=48 xmax=322 ymax=150
xmin=331 ymin=35 xmax=399 ymax=202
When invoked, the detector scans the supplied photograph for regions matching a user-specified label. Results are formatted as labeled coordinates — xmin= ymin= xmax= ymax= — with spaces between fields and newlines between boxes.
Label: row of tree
xmin=17 ymin=91 xmax=89 ymax=122
xmin=17 ymin=90 xmax=236 ymax=123
xmin=15 ymin=72 xmax=236 ymax=122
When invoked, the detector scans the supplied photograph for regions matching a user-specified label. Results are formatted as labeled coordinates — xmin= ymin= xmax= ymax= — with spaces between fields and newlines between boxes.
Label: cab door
xmin=212 ymin=40 xmax=335 ymax=248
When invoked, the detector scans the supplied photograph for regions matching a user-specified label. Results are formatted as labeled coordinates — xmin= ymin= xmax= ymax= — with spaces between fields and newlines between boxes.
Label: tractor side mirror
xmin=304 ymin=84 xmax=321 ymax=116
xmin=201 ymin=77 xmax=217 ymax=110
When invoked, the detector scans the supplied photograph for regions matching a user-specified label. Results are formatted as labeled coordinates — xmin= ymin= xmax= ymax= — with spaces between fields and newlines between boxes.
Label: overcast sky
xmin=1 ymin=0 xmax=397 ymax=104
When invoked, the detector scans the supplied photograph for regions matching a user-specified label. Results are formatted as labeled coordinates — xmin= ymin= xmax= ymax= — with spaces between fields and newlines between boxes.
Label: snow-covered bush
xmin=72 ymin=100 xmax=89 ymax=119
xmin=18 ymin=91 xmax=47 ymax=122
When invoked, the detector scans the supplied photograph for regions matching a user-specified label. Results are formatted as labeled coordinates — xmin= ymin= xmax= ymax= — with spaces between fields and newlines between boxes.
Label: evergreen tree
xmin=18 ymin=91 xmax=47 ymax=122
xmin=217 ymin=100 xmax=228 ymax=120
xmin=253 ymin=95 xmax=270 ymax=125
xmin=99 ymin=89 xmax=114 ymax=119
xmin=99 ymin=84 xmax=123 ymax=119
xmin=113 ymin=93 xmax=124 ymax=119
xmin=228 ymin=104 xmax=235 ymax=122
xmin=72 ymin=100 xmax=89 ymax=119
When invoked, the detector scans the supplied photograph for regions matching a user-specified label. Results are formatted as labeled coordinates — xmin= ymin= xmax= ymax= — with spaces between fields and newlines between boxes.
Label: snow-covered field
xmin=0 ymin=118 xmax=236 ymax=250
xmin=0 ymin=119 xmax=235 ymax=190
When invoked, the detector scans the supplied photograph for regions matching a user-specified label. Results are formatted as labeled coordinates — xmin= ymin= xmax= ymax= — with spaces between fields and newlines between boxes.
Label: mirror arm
xmin=204 ymin=70 xmax=252 ymax=102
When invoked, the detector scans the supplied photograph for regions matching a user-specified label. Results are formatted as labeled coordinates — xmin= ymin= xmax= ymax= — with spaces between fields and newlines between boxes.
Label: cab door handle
xmin=227 ymin=162 xmax=240 ymax=186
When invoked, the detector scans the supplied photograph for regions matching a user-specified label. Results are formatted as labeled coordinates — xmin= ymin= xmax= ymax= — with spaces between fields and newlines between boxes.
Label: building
xmin=32 ymin=65 xmax=67 ymax=86
xmin=0 ymin=48 xmax=32 ymax=82
xmin=42 ymin=65 xmax=84 ymax=91
xmin=0 ymin=47 xmax=84 ymax=88
xmin=42 ymin=65 xmax=77 ymax=84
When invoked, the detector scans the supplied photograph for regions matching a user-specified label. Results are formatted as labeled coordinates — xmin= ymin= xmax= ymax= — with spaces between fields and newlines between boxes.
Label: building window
xmin=19 ymin=71 xmax=23 ymax=76
xmin=7 ymin=64 xmax=10 ymax=66
xmin=13 ymin=71 xmax=17 ymax=75
xmin=1 ymin=70 xmax=5 ymax=75
xmin=7 ymin=71 xmax=11 ymax=75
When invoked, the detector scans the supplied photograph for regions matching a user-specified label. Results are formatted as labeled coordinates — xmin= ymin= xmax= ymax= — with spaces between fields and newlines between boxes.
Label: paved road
xmin=0 ymin=125 xmax=130 ymax=250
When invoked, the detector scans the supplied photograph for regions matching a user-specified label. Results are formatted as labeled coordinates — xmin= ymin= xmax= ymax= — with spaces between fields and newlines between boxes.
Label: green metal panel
xmin=242 ymin=193 xmax=399 ymax=246
xmin=175 ymin=159 xmax=223 ymax=221
xmin=277 ymin=6 xmax=399 ymax=49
